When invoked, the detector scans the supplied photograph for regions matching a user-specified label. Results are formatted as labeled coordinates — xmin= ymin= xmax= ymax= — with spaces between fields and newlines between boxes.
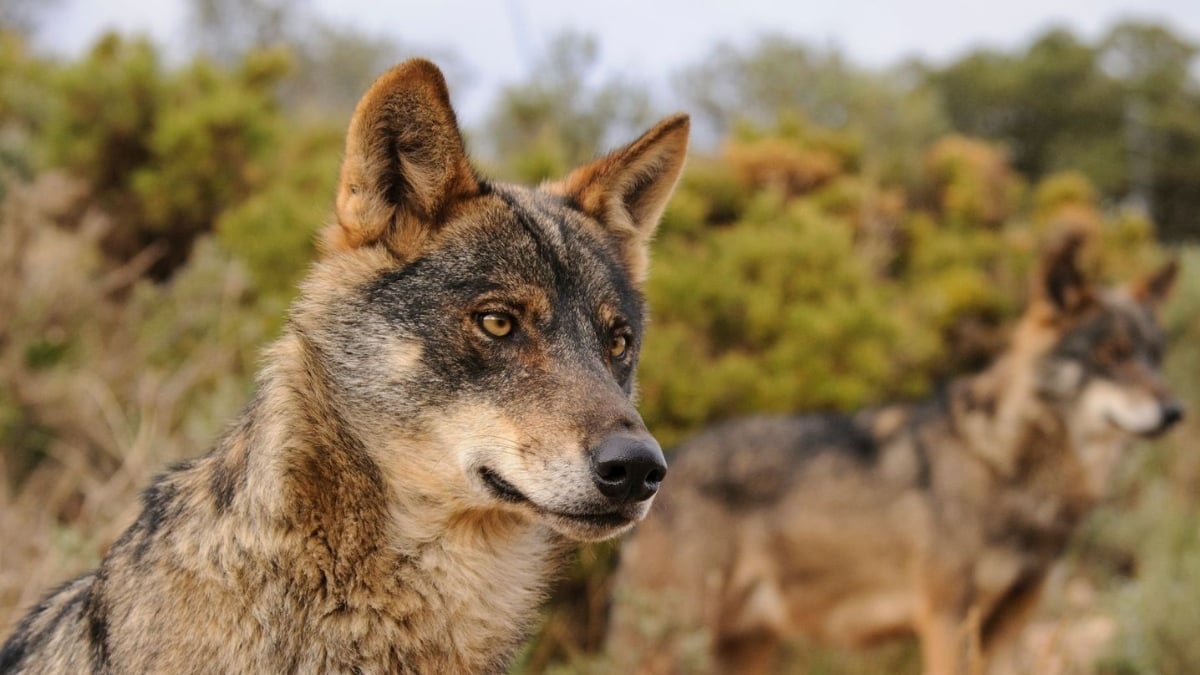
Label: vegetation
xmin=2 ymin=6 xmax=1200 ymax=673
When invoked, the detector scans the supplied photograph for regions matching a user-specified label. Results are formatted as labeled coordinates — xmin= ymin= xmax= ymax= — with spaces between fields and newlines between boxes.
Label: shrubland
xmin=2 ymin=16 xmax=1199 ymax=674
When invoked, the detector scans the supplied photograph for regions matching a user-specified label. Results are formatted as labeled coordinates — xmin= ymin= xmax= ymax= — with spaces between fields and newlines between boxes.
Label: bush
xmin=37 ymin=35 xmax=291 ymax=279
xmin=637 ymin=121 xmax=1156 ymax=446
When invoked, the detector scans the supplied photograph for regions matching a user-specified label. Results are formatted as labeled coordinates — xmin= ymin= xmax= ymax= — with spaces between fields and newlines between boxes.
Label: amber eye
xmin=610 ymin=334 xmax=629 ymax=359
xmin=479 ymin=313 xmax=515 ymax=338
xmin=1107 ymin=339 xmax=1133 ymax=362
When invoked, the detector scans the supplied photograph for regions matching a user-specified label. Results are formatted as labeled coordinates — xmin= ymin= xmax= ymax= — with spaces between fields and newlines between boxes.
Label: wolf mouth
xmin=1103 ymin=412 xmax=1167 ymax=438
xmin=479 ymin=466 xmax=527 ymax=503
xmin=478 ymin=467 xmax=633 ymax=528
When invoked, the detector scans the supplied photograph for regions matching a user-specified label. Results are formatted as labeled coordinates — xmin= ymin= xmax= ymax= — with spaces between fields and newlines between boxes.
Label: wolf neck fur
xmin=946 ymin=346 xmax=1099 ymax=511
xmin=203 ymin=328 xmax=562 ymax=657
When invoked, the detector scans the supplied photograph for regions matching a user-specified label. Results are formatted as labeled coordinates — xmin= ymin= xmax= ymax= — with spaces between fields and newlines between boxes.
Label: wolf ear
xmin=1133 ymin=259 xmax=1179 ymax=308
xmin=547 ymin=114 xmax=690 ymax=286
xmin=327 ymin=59 xmax=479 ymax=254
xmin=1037 ymin=231 xmax=1093 ymax=316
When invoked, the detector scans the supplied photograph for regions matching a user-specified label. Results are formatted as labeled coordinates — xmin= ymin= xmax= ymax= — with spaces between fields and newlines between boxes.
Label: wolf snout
xmin=1161 ymin=401 xmax=1185 ymax=430
xmin=591 ymin=434 xmax=667 ymax=504
xmin=1141 ymin=399 xmax=1185 ymax=437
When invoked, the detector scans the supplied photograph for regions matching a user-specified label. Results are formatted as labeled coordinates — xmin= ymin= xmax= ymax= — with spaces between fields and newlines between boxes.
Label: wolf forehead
xmin=1052 ymin=293 xmax=1165 ymax=364
xmin=363 ymin=184 xmax=647 ymax=327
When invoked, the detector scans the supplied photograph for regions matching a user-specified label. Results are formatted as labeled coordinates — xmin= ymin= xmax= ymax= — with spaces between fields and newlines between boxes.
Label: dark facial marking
xmin=362 ymin=188 xmax=646 ymax=405
xmin=1051 ymin=301 xmax=1165 ymax=381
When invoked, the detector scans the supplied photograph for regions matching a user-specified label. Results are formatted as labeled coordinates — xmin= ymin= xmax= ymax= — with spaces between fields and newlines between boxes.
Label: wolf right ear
xmin=1133 ymin=259 xmax=1179 ymax=308
xmin=327 ymin=59 xmax=479 ymax=255
xmin=547 ymin=114 xmax=690 ymax=286
xmin=1037 ymin=231 xmax=1093 ymax=316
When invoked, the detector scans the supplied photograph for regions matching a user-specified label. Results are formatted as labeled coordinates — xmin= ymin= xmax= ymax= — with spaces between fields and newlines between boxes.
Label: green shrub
xmin=38 ymin=35 xmax=291 ymax=278
xmin=637 ymin=122 xmax=1161 ymax=446
xmin=215 ymin=123 xmax=342 ymax=303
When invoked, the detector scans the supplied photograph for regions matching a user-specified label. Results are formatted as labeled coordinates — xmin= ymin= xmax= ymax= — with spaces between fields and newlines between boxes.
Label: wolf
xmin=0 ymin=59 xmax=689 ymax=674
xmin=609 ymin=233 xmax=1181 ymax=675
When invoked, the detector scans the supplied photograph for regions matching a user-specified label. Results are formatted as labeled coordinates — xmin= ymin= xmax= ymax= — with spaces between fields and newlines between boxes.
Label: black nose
xmin=591 ymin=434 xmax=667 ymax=504
xmin=1162 ymin=402 xmax=1185 ymax=429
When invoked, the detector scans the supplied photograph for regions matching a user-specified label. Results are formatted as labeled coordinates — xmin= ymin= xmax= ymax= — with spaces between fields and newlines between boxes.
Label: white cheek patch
xmin=385 ymin=340 xmax=424 ymax=376
xmin=438 ymin=404 xmax=525 ymax=479
xmin=1080 ymin=380 xmax=1163 ymax=434
xmin=432 ymin=403 xmax=597 ymax=511
xmin=1045 ymin=360 xmax=1086 ymax=396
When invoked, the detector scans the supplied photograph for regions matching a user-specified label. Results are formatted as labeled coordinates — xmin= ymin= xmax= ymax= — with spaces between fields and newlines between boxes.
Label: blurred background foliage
xmin=2 ymin=1 xmax=1200 ymax=673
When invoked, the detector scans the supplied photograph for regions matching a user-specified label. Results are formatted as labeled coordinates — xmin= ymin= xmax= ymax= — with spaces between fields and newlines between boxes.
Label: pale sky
xmin=31 ymin=0 xmax=1200 ymax=124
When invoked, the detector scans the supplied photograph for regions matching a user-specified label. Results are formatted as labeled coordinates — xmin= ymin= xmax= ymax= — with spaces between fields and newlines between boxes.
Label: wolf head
xmin=289 ymin=60 xmax=688 ymax=542
xmin=999 ymin=232 xmax=1183 ymax=488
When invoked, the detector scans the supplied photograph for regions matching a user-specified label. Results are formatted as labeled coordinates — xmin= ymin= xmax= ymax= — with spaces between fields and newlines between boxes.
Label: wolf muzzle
xmin=1154 ymin=399 xmax=1185 ymax=435
xmin=590 ymin=434 xmax=667 ymax=504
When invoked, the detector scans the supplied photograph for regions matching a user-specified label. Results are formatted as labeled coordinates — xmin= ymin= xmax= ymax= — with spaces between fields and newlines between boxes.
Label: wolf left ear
xmin=1038 ymin=231 xmax=1093 ymax=316
xmin=327 ymin=59 xmax=479 ymax=254
xmin=547 ymin=114 xmax=690 ymax=286
xmin=1133 ymin=259 xmax=1179 ymax=308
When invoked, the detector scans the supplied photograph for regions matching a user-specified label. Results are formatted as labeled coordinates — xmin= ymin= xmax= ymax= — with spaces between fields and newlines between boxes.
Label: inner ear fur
xmin=327 ymin=58 xmax=479 ymax=254
xmin=1133 ymin=258 xmax=1179 ymax=308
xmin=1037 ymin=230 xmax=1094 ymax=317
xmin=547 ymin=114 xmax=690 ymax=286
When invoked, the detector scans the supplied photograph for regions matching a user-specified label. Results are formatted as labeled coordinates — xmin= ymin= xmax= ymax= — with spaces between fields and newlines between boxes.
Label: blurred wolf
xmin=0 ymin=59 xmax=689 ymax=673
xmin=610 ymin=234 xmax=1180 ymax=675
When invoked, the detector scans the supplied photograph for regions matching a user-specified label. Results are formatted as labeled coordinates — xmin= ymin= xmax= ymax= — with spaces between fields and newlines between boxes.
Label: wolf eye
xmin=1148 ymin=343 xmax=1163 ymax=366
xmin=478 ymin=312 xmax=515 ymax=338
xmin=610 ymin=334 xmax=630 ymax=359
xmin=1106 ymin=339 xmax=1133 ymax=362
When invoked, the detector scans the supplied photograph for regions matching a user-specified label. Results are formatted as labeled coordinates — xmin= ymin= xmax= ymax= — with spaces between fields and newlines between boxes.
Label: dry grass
xmin=0 ymin=173 xmax=265 ymax=634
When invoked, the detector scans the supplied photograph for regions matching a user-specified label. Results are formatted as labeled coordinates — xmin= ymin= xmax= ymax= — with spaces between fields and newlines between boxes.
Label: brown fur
xmin=1 ymin=59 xmax=689 ymax=674
xmin=610 ymin=234 xmax=1181 ymax=675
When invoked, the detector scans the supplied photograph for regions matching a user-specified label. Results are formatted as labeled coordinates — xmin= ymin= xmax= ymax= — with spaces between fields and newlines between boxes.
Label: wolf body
xmin=611 ymin=236 xmax=1180 ymax=675
xmin=1 ymin=60 xmax=689 ymax=674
